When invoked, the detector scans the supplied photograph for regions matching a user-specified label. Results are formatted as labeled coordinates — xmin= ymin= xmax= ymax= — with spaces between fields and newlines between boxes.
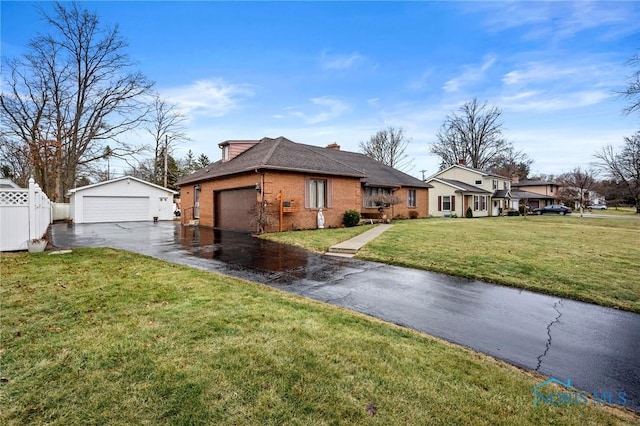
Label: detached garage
xmin=68 ymin=176 xmax=177 ymax=224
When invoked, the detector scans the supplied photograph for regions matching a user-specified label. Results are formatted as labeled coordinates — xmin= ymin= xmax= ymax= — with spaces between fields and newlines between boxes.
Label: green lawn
xmin=265 ymin=216 xmax=640 ymax=313
xmin=584 ymin=206 xmax=638 ymax=216
xmin=2 ymin=248 xmax=637 ymax=424
xmin=262 ymin=223 xmax=376 ymax=252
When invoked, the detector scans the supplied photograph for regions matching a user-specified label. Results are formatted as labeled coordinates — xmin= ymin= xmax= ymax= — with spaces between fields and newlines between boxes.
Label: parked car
xmin=533 ymin=205 xmax=572 ymax=215
xmin=587 ymin=205 xmax=607 ymax=210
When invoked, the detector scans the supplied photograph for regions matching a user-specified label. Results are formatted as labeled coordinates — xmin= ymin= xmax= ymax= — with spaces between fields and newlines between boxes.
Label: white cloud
xmin=473 ymin=1 xmax=640 ymax=42
xmin=502 ymin=61 xmax=616 ymax=87
xmin=367 ymin=98 xmax=380 ymax=107
xmin=407 ymin=70 xmax=433 ymax=91
xmin=499 ymin=90 xmax=612 ymax=113
xmin=443 ymin=55 xmax=496 ymax=93
xmin=161 ymin=79 xmax=254 ymax=118
xmin=286 ymin=96 xmax=351 ymax=124
xmin=320 ymin=51 xmax=365 ymax=70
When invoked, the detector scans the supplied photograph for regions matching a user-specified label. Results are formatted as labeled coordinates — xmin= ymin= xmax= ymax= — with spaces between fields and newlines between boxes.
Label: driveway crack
xmin=535 ymin=299 xmax=563 ymax=371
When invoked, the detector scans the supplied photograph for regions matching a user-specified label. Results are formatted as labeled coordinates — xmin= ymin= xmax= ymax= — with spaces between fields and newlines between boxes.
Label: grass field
xmin=264 ymin=216 xmax=640 ymax=313
xmin=2 ymin=248 xmax=638 ymax=424
xmin=583 ymin=206 xmax=638 ymax=216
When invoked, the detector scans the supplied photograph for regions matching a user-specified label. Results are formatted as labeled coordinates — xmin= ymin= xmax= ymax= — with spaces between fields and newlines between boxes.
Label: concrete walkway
xmin=327 ymin=224 xmax=393 ymax=256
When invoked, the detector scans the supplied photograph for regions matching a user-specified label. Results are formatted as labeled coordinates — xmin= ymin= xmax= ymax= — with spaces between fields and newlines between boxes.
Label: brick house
xmin=176 ymin=137 xmax=431 ymax=232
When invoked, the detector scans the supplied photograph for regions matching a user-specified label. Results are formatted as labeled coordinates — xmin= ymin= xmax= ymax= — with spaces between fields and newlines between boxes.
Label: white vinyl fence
xmin=52 ymin=202 xmax=70 ymax=221
xmin=0 ymin=178 xmax=52 ymax=251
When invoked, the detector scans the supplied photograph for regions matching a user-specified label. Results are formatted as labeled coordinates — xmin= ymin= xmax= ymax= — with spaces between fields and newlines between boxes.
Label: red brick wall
xmin=179 ymin=171 xmax=429 ymax=231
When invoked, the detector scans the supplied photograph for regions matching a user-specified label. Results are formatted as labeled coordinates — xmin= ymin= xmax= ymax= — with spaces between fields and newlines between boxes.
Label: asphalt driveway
xmin=50 ymin=221 xmax=640 ymax=412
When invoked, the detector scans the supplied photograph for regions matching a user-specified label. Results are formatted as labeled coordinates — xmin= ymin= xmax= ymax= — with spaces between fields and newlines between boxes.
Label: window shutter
xmin=326 ymin=179 xmax=333 ymax=208
xmin=451 ymin=196 xmax=456 ymax=212
xmin=438 ymin=196 xmax=442 ymax=211
xmin=304 ymin=178 xmax=310 ymax=208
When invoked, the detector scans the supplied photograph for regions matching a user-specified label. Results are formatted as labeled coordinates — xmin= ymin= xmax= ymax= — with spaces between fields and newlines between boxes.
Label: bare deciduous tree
xmin=621 ymin=52 xmax=640 ymax=117
xmin=489 ymin=145 xmax=533 ymax=179
xmin=430 ymin=98 xmax=510 ymax=170
xmin=558 ymin=167 xmax=597 ymax=217
xmin=0 ymin=2 xmax=153 ymax=200
xmin=0 ymin=135 xmax=32 ymax=186
xmin=359 ymin=126 xmax=413 ymax=172
xmin=594 ymin=131 xmax=640 ymax=213
xmin=147 ymin=95 xmax=190 ymax=186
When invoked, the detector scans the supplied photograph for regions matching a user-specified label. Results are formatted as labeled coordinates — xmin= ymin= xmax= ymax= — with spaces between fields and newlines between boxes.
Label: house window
xmin=492 ymin=179 xmax=498 ymax=190
xmin=365 ymin=187 xmax=392 ymax=208
xmin=407 ymin=189 xmax=416 ymax=208
xmin=503 ymin=181 xmax=508 ymax=190
xmin=474 ymin=195 xmax=487 ymax=211
xmin=308 ymin=179 xmax=327 ymax=208
xmin=475 ymin=180 xmax=482 ymax=185
xmin=442 ymin=196 xmax=451 ymax=211
xmin=438 ymin=195 xmax=455 ymax=212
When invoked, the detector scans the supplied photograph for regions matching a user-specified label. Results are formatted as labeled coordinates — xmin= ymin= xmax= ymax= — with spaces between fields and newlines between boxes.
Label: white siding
xmin=428 ymin=182 xmax=461 ymax=217
xmin=69 ymin=177 xmax=175 ymax=223
xmin=83 ymin=196 xmax=149 ymax=223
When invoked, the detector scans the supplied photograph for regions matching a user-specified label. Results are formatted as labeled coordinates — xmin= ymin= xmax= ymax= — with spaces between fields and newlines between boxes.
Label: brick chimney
xmin=326 ymin=142 xmax=340 ymax=151
xmin=458 ymin=158 xmax=466 ymax=165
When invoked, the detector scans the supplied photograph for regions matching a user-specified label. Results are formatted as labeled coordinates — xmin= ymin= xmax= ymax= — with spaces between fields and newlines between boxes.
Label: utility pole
xmin=164 ymin=134 xmax=168 ymax=188
xmin=420 ymin=169 xmax=428 ymax=181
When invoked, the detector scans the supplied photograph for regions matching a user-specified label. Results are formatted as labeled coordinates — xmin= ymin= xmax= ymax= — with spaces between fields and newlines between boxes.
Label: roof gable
xmin=426 ymin=178 xmax=492 ymax=193
xmin=428 ymin=164 xmax=509 ymax=180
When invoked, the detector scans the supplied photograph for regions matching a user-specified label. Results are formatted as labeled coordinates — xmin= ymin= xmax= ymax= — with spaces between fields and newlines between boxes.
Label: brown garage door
xmin=214 ymin=188 xmax=256 ymax=232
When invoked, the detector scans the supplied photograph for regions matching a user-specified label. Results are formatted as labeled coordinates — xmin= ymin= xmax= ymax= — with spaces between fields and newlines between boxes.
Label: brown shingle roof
xmin=177 ymin=137 xmax=430 ymax=188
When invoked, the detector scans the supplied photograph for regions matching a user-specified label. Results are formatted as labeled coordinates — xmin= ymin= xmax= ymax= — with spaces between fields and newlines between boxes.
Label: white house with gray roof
xmin=425 ymin=164 xmax=514 ymax=217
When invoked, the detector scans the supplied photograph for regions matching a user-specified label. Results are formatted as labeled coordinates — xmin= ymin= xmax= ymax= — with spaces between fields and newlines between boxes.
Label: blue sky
xmin=2 ymin=1 xmax=639 ymax=179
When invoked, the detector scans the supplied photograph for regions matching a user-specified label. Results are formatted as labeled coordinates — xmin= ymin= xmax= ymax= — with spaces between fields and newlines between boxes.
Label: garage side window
xmin=305 ymin=178 xmax=332 ymax=209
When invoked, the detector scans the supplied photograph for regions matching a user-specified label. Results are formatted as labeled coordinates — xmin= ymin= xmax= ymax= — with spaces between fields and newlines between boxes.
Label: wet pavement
xmin=50 ymin=221 xmax=640 ymax=412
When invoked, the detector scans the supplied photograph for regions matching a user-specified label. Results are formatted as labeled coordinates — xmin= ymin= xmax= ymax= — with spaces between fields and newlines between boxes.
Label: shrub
xmin=342 ymin=209 xmax=360 ymax=227
xmin=465 ymin=206 xmax=473 ymax=218
xmin=408 ymin=210 xmax=419 ymax=219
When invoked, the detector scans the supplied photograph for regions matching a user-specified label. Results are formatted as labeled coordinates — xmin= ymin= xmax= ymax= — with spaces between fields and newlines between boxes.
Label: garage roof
xmin=67 ymin=176 xmax=177 ymax=195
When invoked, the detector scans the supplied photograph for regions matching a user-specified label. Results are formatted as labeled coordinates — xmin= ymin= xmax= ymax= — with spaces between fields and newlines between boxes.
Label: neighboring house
xmin=562 ymin=187 xmax=606 ymax=210
xmin=511 ymin=178 xmax=560 ymax=210
xmin=175 ymin=136 xmax=431 ymax=232
xmin=67 ymin=176 xmax=177 ymax=223
xmin=0 ymin=178 xmax=22 ymax=189
xmin=425 ymin=163 xmax=513 ymax=217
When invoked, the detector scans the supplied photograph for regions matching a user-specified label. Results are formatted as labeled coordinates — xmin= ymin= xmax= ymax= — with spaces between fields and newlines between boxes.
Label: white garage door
xmin=83 ymin=196 xmax=149 ymax=223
